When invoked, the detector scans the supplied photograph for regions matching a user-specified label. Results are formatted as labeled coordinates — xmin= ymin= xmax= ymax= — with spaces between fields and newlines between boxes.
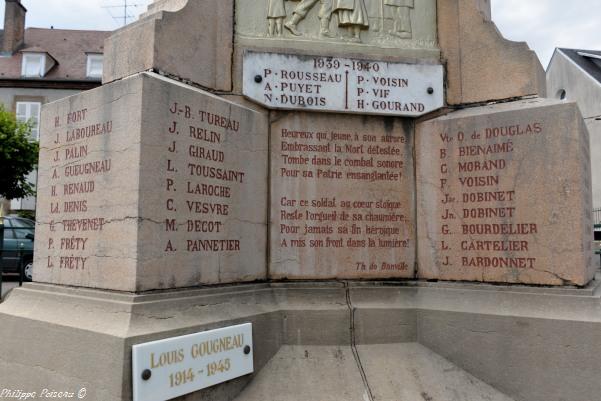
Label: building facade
xmin=0 ymin=0 xmax=109 ymax=212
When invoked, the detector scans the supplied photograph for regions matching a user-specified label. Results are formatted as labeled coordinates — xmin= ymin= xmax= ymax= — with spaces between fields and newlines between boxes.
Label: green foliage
xmin=0 ymin=105 xmax=39 ymax=200
xmin=16 ymin=209 xmax=36 ymax=221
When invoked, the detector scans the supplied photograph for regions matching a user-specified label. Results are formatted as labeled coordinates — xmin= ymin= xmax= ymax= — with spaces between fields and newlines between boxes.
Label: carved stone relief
xmin=237 ymin=0 xmax=438 ymax=52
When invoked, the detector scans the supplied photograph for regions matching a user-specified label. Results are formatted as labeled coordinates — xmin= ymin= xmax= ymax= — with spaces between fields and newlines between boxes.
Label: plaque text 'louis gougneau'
xmin=132 ymin=324 xmax=253 ymax=401
xmin=243 ymin=51 xmax=443 ymax=117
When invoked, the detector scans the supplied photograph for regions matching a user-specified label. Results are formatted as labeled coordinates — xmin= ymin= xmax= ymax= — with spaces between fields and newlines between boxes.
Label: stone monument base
xmin=236 ymin=343 xmax=513 ymax=401
xmin=1 ymin=276 xmax=600 ymax=401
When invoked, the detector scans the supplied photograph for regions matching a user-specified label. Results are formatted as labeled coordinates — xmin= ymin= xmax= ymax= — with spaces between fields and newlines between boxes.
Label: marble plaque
xmin=132 ymin=324 xmax=253 ymax=401
xmin=270 ymin=112 xmax=415 ymax=279
xmin=416 ymin=99 xmax=596 ymax=286
xmin=243 ymin=51 xmax=443 ymax=117
xmin=34 ymin=72 xmax=268 ymax=292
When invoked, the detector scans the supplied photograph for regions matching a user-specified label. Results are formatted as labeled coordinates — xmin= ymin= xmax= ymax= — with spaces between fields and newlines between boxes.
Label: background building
xmin=547 ymin=48 xmax=601 ymax=228
xmin=0 ymin=0 xmax=109 ymax=213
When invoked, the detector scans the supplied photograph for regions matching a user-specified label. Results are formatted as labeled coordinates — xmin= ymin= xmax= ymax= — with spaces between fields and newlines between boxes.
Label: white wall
xmin=547 ymin=51 xmax=601 ymax=209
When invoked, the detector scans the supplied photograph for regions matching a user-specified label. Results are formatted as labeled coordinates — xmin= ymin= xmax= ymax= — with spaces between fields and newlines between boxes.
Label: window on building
xmin=21 ymin=53 xmax=46 ymax=77
xmin=86 ymin=54 xmax=104 ymax=79
xmin=16 ymin=102 xmax=41 ymax=141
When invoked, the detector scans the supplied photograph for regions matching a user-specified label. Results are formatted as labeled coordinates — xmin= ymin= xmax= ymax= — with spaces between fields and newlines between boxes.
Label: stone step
xmin=234 ymin=343 xmax=515 ymax=401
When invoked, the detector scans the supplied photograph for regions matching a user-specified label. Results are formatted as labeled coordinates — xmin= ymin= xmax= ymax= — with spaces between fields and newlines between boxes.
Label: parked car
xmin=1 ymin=216 xmax=35 ymax=281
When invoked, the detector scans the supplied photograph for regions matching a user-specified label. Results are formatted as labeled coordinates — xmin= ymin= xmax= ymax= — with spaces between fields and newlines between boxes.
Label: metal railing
xmin=0 ymin=223 xmax=32 ymax=302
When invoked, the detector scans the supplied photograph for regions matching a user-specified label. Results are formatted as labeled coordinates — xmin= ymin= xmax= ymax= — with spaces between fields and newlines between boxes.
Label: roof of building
xmin=0 ymin=27 xmax=110 ymax=82
xmin=558 ymin=48 xmax=601 ymax=85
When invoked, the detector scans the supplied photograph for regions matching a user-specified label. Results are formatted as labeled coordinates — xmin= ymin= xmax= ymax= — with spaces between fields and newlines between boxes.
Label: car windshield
xmin=10 ymin=218 xmax=35 ymax=228
xmin=8 ymin=218 xmax=35 ymax=239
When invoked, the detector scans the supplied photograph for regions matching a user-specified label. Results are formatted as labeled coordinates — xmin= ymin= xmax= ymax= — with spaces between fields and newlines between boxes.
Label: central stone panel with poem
xmin=270 ymin=112 xmax=415 ymax=279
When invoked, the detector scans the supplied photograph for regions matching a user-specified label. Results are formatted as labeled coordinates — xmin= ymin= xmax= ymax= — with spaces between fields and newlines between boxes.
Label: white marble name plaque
xmin=132 ymin=324 xmax=253 ymax=401
xmin=243 ymin=51 xmax=444 ymax=117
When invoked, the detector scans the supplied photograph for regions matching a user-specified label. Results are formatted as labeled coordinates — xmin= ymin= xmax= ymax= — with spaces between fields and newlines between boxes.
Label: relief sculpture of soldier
xmin=267 ymin=0 xmax=287 ymax=36
xmin=283 ymin=0 xmax=370 ymax=42
xmin=332 ymin=0 xmax=369 ymax=42
xmin=277 ymin=0 xmax=412 ymax=43
xmin=284 ymin=0 xmax=335 ymax=38
xmin=385 ymin=0 xmax=413 ymax=38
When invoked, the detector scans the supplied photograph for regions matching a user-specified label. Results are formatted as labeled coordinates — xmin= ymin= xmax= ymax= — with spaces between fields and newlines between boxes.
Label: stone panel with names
xmin=35 ymin=73 xmax=268 ymax=292
xmin=136 ymin=75 xmax=268 ymax=290
xmin=270 ymin=112 xmax=415 ymax=279
xmin=416 ymin=99 xmax=595 ymax=286
xmin=35 ymin=76 xmax=143 ymax=291
xmin=243 ymin=51 xmax=443 ymax=117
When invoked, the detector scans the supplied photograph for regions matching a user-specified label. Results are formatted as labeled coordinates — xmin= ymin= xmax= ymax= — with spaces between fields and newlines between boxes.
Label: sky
xmin=1 ymin=0 xmax=601 ymax=69
xmin=490 ymin=0 xmax=601 ymax=68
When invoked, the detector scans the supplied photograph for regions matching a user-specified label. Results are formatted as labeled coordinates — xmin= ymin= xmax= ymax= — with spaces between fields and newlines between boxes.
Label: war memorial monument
xmin=0 ymin=0 xmax=599 ymax=400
